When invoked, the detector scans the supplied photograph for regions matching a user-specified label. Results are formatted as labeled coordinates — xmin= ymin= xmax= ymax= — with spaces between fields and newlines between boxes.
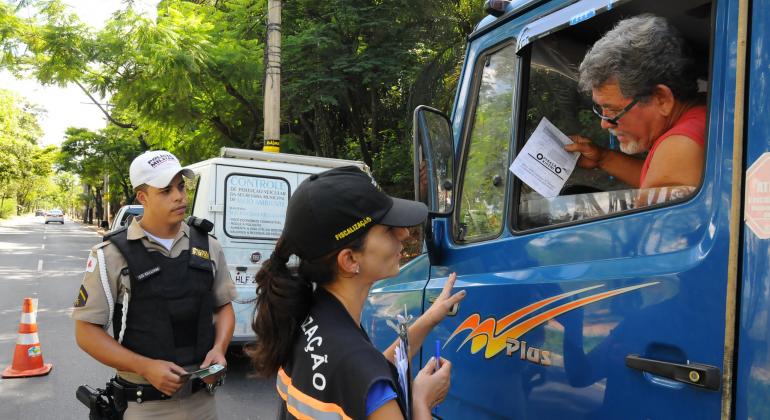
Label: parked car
xmin=34 ymin=209 xmax=44 ymax=216
xmin=109 ymin=205 xmax=144 ymax=232
xmin=44 ymin=209 xmax=64 ymax=224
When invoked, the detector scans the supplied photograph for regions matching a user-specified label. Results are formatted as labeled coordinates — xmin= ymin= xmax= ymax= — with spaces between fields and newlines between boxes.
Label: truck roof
xmin=185 ymin=147 xmax=369 ymax=173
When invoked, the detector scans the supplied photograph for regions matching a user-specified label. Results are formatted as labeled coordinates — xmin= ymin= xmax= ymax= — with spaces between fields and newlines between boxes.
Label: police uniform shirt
xmin=70 ymin=218 xmax=237 ymax=384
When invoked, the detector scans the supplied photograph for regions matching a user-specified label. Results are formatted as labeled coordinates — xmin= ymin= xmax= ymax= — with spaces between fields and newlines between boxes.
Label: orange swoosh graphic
xmin=493 ymin=284 xmax=604 ymax=334
xmin=446 ymin=284 xmax=603 ymax=349
xmin=448 ymin=282 xmax=659 ymax=359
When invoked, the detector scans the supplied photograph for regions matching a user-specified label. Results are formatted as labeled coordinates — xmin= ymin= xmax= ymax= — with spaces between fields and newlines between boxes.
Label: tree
xmin=57 ymin=126 xmax=143 ymax=222
xmin=2 ymin=0 xmax=487 ymax=199
xmin=0 ymin=88 xmax=47 ymax=216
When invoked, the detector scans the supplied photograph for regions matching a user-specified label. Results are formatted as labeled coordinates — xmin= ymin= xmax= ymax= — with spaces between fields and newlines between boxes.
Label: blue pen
xmin=433 ymin=339 xmax=441 ymax=415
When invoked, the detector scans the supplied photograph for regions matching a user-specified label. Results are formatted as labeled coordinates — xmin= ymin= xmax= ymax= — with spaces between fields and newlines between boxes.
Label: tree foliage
xmin=57 ymin=126 xmax=143 ymax=221
xmin=0 ymin=88 xmax=60 ymax=216
xmin=2 ymin=0 xmax=486 ymax=199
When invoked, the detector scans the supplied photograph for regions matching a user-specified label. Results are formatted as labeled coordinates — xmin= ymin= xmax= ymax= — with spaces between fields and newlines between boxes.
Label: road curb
xmin=75 ymin=220 xmax=107 ymax=237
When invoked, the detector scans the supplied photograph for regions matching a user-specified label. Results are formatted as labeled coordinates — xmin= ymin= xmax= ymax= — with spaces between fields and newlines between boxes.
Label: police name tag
xmin=192 ymin=247 xmax=210 ymax=260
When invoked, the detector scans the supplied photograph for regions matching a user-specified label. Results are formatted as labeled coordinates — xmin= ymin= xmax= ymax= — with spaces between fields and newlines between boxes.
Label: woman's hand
xmin=413 ymin=357 xmax=452 ymax=414
xmin=423 ymin=273 xmax=466 ymax=327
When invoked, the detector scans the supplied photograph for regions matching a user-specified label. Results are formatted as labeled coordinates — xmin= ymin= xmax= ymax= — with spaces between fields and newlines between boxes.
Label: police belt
xmin=112 ymin=376 xmax=207 ymax=403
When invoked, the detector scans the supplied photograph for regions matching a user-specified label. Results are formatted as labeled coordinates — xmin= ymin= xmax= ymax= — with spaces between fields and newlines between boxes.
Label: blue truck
xmin=361 ymin=0 xmax=770 ymax=418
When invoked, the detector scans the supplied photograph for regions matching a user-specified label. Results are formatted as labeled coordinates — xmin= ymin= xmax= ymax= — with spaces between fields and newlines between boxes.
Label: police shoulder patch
xmin=85 ymin=254 xmax=97 ymax=272
xmin=74 ymin=285 xmax=88 ymax=308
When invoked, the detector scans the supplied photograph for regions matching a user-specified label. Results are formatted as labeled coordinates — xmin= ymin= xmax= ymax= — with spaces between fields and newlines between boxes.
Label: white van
xmin=186 ymin=147 xmax=368 ymax=344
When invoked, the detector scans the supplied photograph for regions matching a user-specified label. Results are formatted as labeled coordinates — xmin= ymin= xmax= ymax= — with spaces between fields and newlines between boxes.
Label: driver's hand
xmin=564 ymin=135 xmax=607 ymax=170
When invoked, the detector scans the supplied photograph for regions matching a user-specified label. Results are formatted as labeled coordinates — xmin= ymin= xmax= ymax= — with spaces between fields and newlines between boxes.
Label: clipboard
xmin=388 ymin=306 xmax=413 ymax=420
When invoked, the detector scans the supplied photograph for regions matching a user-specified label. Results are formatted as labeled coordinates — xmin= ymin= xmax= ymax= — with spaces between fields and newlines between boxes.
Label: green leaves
xmin=0 ymin=88 xmax=58 ymax=215
xmin=2 ymin=0 xmax=487 ymax=199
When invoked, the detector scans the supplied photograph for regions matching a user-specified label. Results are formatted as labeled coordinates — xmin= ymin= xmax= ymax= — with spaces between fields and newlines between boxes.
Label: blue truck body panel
xmin=735 ymin=0 xmax=770 ymax=418
xmin=363 ymin=0 xmax=770 ymax=417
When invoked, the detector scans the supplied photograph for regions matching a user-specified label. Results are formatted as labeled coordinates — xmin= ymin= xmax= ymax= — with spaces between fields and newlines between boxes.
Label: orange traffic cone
xmin=2 ymin=298 xmax=53 ymax=378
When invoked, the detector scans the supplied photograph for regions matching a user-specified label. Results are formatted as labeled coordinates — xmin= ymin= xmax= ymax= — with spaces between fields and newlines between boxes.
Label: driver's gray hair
xmin=578 ymin=14 xmax=698 ymax=101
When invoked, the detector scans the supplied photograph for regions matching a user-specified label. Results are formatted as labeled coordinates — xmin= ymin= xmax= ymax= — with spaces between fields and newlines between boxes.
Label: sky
xmin=1 ymin=0 xmax=157 ymax=146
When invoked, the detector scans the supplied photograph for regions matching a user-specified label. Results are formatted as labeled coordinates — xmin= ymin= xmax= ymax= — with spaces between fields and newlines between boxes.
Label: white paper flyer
xmin=509 ymin=117 xmax=579 ymax=198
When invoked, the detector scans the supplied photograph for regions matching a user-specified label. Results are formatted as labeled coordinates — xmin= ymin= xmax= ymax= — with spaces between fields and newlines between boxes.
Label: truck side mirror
xmin=413 ymin=106 xmax=455 ymax=215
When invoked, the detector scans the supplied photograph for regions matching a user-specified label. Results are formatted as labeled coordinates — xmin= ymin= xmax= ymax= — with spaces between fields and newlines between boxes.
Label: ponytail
xmin=249 ymin=236 xmax=312 ymax=376
xmin=248 ymin=234 xmax=367 ymax=376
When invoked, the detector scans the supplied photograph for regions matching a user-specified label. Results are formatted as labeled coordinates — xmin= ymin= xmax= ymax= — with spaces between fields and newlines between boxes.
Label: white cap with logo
xmin=129 ymin=150 xmax=194 ymax=188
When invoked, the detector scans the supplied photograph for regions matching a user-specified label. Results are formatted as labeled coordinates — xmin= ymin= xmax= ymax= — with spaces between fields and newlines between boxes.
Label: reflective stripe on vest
xmin=276 ymin=368 xmax=353 ymax=420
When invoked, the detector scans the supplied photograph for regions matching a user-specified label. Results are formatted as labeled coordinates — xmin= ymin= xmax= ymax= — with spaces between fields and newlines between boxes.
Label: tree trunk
xmin=369 ymin=87 xmax=379 ymax=156
xmin=343 ymin=89 xmax=372 ymax=167
xmin=299 ymin=113 xmax=321 ymax=156
xmin=94 ymin=186 xmax=103 ymax=225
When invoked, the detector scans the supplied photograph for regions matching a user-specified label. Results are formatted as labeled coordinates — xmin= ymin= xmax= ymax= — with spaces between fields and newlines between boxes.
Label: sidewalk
xmin=1 ymin=213 xmax=108 ymax=235
xmin=74 ymin=218 xmax=108 ymax=237
xmin=0 ymin=213 xmax=34 ymax=227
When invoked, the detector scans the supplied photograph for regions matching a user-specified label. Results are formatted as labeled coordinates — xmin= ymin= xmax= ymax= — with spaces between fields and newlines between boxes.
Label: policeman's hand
xmin=423 ymin=273 xmax=466 ymax=327
xmin=141 ymin=360 xmax=187 ymax=396
xmin=413 ymin=357 xmax=452 ymax=410
xmin=564 ymin=135 xmax=607 ymax=170
xmin=200 ymin=348 xmax=227 ymax=385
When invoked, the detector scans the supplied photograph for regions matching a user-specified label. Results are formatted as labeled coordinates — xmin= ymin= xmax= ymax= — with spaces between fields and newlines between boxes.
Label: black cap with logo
xmin=284 ymin=166 xmax=428 ymax=260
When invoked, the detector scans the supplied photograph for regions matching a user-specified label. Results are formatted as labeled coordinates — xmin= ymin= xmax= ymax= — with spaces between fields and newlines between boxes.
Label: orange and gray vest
xmin=277 ymin=288 xmax=407 ymax=419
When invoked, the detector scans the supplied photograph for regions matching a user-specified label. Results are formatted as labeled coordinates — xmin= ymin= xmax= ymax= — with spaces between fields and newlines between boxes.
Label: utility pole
xmin=104 ymin=172 xmax=110 ymax=227
xmin=263 ymin=0 xmax=282 ymax=153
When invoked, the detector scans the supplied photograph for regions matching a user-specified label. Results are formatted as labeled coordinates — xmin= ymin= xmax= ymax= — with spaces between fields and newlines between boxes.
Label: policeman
xmin=71 ymin=150 xmax=237 ymax=420
xmin=250 ymin=166 xmax=466 ymax=419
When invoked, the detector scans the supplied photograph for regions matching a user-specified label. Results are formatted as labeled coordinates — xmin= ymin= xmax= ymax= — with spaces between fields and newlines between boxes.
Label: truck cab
xmin=186 ymin=148 xmax=367 ymax=344
xmin=362 ymin=0 xmax=770 ymax=418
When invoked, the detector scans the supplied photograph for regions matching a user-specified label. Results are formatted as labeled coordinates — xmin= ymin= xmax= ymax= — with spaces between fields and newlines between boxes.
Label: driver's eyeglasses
xmin=592 ymin=97 xmax=639 ymax=125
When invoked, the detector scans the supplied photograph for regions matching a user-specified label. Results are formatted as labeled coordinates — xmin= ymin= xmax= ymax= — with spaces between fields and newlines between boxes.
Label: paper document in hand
xmin=394 ymin=340 xmax=410 ymax=415
xmin=509 ymin=117 xmax=579 ymax=198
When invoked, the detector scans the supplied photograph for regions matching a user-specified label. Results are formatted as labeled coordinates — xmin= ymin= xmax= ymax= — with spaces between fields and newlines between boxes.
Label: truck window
xmin=513 ymin=17 xmax=708 ymax=231
xmin=455 ymin=43 xmax=518 ymax=241
xmin=185 ymin=173 xmax=200 ymax=218
xmin=223 ymin=174 xmax=290 ymax=240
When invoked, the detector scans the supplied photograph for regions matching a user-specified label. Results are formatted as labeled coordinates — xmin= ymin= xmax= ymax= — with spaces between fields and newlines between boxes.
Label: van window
xmin=185 ymin=173 xmax=200 ymax=218
xmin=223 ymin=174 xmax=290 ymax=240
xmin=512 ymin=12 xmax=708 ymax=231
xmin=455 ymin=43 xmax=518 ymax=241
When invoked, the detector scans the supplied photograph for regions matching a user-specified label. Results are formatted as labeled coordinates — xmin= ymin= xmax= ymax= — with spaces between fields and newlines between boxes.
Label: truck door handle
xmin=625 ymin=354 xmax=720 ymax=391
xmin=427 ymin=296 xmax=459 ymax=316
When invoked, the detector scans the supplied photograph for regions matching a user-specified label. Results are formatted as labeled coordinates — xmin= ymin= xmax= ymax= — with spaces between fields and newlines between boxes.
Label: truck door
xmin=413 ymin=1 xmax=741 ymax=418
xmin=734 ymin=1 xmax=770 ymax=418
xmin=213 ymin=164 xmax=305 ymax=341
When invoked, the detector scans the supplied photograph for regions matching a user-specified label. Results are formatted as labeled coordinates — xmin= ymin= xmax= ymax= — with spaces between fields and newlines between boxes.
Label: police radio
xmin=186 ymin=216 xmax=214 ymax=233
xmin=76 ymin=384 xmax=123 ymax=420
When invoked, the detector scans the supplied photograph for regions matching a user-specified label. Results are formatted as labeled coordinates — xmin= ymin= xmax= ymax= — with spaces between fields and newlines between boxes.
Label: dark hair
xmin=248 ymin=234 xmax=366 ymax=376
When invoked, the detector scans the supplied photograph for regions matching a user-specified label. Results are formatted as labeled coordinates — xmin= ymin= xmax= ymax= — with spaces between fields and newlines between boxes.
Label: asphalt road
xmin=0 ymin=215 xmax=278 ymax=419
